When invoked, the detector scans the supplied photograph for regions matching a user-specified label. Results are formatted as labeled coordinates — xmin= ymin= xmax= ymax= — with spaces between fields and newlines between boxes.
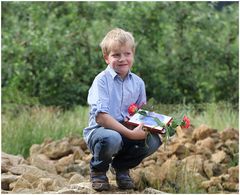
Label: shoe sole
xmin=92 ymin=183 xmax=110 ymax=191
xmin=117 ymin=182 xmax=135 ymax=190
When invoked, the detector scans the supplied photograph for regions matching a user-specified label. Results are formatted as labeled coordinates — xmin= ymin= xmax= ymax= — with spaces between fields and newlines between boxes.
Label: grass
xmin=1 ymin=102 xmax=239 ymax=158
xmin=2 ymin=106 xmax=89 ymax=157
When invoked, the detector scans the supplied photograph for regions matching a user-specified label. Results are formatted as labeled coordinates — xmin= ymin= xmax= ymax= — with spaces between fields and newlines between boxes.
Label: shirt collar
xmin=106 ymin=65 xmax=133 ymax=79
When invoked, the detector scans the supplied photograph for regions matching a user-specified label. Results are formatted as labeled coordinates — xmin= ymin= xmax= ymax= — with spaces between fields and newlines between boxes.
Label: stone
xmin=57 ymin=182 xmax=94 ymax=194
xmin=167 ymin=142 xmax=189 ymax=159
xmin=142 ymin=159 xmax=155 ymax=167
xmin=181 ymin=155 xmax=205 ymax=176
xmin=220 ymin=128 xmax=238 ymax=142
xmin=203 ymin=160 xmax=224 ymax=179
xmin=55 ymin=154 xmax=74 ymax=173
xmin=29 ymin=144 xmax=41 ymax=156
xmin=12 ymin=177 xmax=33 ymax=192
xmin=225 ymin=139 xmax=239 ymax=154
xmin=200 ymin=176 xmax=222 ymax=191
xmin=1 ymin=173 xmax=20 ymax=190
xmin=222 ymin=182 xmax=239 ymax=192
xmin=184 ymin=142 xmax=196 ymax=153
xmin=228 ymin=166 xmax=239 ymax=183
xmin=142 ymin=187 xmax=166 ymax=194
xmin=196 ymin=137 xmax=215 ymax=152
xmin=176 ymin=126 xmax=193 ymax=138
xmin=68 ymin=173 xmax=85 ymax=184
xmin=39 ymin=139 xmax=72 ymax=159
xmin=192 ymin=124 xmax=217 ymax=141
xmin=79 ymin=139 xmax=88 ymax=151
xmin=211 ymin=150 xmax=231 ymax=164
xmin=1 ymin=152 xmax=28 ymax=173
xmin=1 ymin=126 xmax=238 ymax=194
xmin=9 ymin=164 xmax=43 ymax=175
xmin=30 ymin=154 xmax=57 ymax=174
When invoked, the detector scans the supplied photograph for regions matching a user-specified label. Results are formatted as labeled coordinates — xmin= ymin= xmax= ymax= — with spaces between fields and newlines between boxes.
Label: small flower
xmin=128 ymin=103 xmax=139 ymax=116
xmin=181 ymin=115 xmax=191 ymax=129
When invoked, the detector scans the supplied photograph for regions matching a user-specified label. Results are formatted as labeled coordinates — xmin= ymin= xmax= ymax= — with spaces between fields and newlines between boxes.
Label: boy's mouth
xmin=118 ymin=64 xmax=128 ymax=67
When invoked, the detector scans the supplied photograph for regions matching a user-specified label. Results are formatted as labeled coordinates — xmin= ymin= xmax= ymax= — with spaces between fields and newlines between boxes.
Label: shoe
xmin=90 ymin=170 xmax=110 ymax=191
xmin=116 ymin=170 xmax=135 ymax=190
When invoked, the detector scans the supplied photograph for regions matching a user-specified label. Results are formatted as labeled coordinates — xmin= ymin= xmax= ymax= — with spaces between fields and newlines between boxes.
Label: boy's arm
xmin=96 ymin=112 xmax=146 ymax=140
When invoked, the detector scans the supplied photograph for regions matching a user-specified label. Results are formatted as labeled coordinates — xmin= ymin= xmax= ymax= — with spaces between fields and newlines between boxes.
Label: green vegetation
xmin=2 ymin=2 xmax=239 ymax=108
xmin=2 ymin=106 xmax=89 ymax=157
xmin=2 ymin=102 xmax=238 ymax=158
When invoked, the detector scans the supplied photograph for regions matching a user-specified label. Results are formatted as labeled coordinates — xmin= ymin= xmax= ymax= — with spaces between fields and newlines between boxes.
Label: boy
xmin=83 ymin=28 xmax=161 ymax=191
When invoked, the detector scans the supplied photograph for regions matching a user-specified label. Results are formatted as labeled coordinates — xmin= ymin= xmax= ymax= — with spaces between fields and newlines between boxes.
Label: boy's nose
xmin=118 ymin=54 xmax=125 ymax=61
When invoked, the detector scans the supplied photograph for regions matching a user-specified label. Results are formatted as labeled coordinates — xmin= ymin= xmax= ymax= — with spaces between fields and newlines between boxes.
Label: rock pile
xmin=1 ymin=124 xmax=239 ymax=193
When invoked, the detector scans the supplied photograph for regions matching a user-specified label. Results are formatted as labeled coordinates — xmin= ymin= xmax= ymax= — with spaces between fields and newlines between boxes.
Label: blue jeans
xmin=87 ymin=127 xmax=162 ymax=172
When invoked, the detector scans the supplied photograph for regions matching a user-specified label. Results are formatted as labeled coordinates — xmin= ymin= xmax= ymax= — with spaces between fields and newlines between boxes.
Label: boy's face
xmin=104 ymin=43 xmax=134 ymax=79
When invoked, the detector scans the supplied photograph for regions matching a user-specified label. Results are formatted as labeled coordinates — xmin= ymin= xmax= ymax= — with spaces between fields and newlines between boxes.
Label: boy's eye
xmin=112 ymin=53 xmax=120 ymax=57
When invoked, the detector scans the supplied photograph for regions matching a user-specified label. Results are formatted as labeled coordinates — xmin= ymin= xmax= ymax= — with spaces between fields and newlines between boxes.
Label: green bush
xmin=2 ymin=2 xmax=238 ymax=108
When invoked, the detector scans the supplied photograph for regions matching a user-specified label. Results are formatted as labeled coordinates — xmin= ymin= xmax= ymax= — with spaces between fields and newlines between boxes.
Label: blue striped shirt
xmin=83 ymin=65 xmax=146 ymax=142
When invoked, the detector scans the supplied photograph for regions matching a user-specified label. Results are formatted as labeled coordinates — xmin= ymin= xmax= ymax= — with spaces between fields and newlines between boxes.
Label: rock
xmin=222 ymin=182 xmax=239 ymax=192
xmin=192 ymin=125 xmax=217 ymax=141
xmin=72 ymin=147 xmax=86 ymax=160
xmin=211 ymin=150 xmax=231 ymax=164
xmin=203 ymin=160 xmax=225 ymax=179
xmin=176 ymin=126 xmax=193 ymax=138
xmin=224 ymin=139 xmax=239 ymax=154
xmin=196 ymin=137 xmax=215 ymax=152
xmin=68 ymin=174 xmax=85 ymax=185
xmin=166 ymin=142 xmax=189 ymax=159
xmin=200 ymin=176 xmax=222 ymax=192
xmin=57 ymin=182 xmax=95 ymax=194
xmin=181 ymin=155 xmax=205 ymax=176
xmin=142 ymin=159 xmax=155 ymax=167
xmin=55 ymin=154 xmax=74 ymax=173
xmin=1 ymin=152 xmax=28 ymax=173
xmin=12 ymin=168 xmax=67 ymax=192
xmin=155 ymin=154 xmax=168 ymax=166
xmin=39 ymin=139 xmax=72 ymax=159
xmin=158 ymin=155 xmax=179 ymax=183
xmin=30 ymin=154 xmax=57 ymax=174
xmin=184 ymin=142 xmax=196 ymax=153
xmin=63 ymin=160 xmax=89 ymax=176
xmin=1 ymin=125 xmax=239 ymax=194
xmin=134 ymin=164 xmax=163 ymax=188
xmin=220 ymin=128 xmax=238 ymax=142
xmin=1 ymin=173 xmax=20 ymax=190
xmin=228 ymin=166 xmax=239 ymax=183
xmin=142 ymin=187 xmax=167 ymax=194
xmin=9 ymin=164 xmax=42 ymax=175
xmin=29 ymin=144 xmax=41 ymax=156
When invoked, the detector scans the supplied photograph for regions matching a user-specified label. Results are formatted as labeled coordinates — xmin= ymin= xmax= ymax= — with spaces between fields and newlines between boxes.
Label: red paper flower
xmin=128 ymin=103 xmax=139 ymax=116
xmin=181 ymin=115 xmax=191 ymax=129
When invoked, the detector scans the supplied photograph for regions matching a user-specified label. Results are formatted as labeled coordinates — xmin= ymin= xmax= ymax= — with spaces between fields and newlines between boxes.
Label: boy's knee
xmin=146 ymin=134 xmax=162 ymax=155
xmin=99 ymin=132 xmax=122 ymax=159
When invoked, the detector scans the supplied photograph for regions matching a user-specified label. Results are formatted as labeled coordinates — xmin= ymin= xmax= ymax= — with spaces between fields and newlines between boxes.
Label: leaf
xmin=168 ymin=126 xmax=176 ymax=137
xmin=171 ymin=120 xmax=178 ymax=128
xmin=154 ymin=117 xmax=165 ymax=127
xmin=138 ymin=110 xmax=148 ymax=116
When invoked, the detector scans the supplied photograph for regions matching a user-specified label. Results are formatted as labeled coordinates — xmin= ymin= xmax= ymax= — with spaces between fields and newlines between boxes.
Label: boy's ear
xmin=103 ymin=54 xmax=110 ymax=64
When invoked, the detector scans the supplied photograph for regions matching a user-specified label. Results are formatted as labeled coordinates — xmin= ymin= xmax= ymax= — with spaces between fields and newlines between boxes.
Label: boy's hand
xmin=130 ymin=123 xmax=147 ymax=140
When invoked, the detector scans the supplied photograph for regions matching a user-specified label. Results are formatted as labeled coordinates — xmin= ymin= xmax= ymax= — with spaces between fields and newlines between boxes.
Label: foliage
xmin=2 ymin=2 xmax=239 ymax=108
xmin=2 ymin=106 xmax=89 ymax=157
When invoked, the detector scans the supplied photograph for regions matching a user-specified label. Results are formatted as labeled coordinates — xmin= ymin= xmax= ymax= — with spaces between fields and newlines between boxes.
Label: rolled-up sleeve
xmin=88 ymin=76 xmax=110 ymax=118
xmin=136 ymin=80 xmax=147 ymax=106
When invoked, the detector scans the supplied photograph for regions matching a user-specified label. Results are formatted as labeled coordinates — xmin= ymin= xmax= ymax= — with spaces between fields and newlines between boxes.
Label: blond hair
xmin=100 ymin=28 xmax=136 ymax=55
